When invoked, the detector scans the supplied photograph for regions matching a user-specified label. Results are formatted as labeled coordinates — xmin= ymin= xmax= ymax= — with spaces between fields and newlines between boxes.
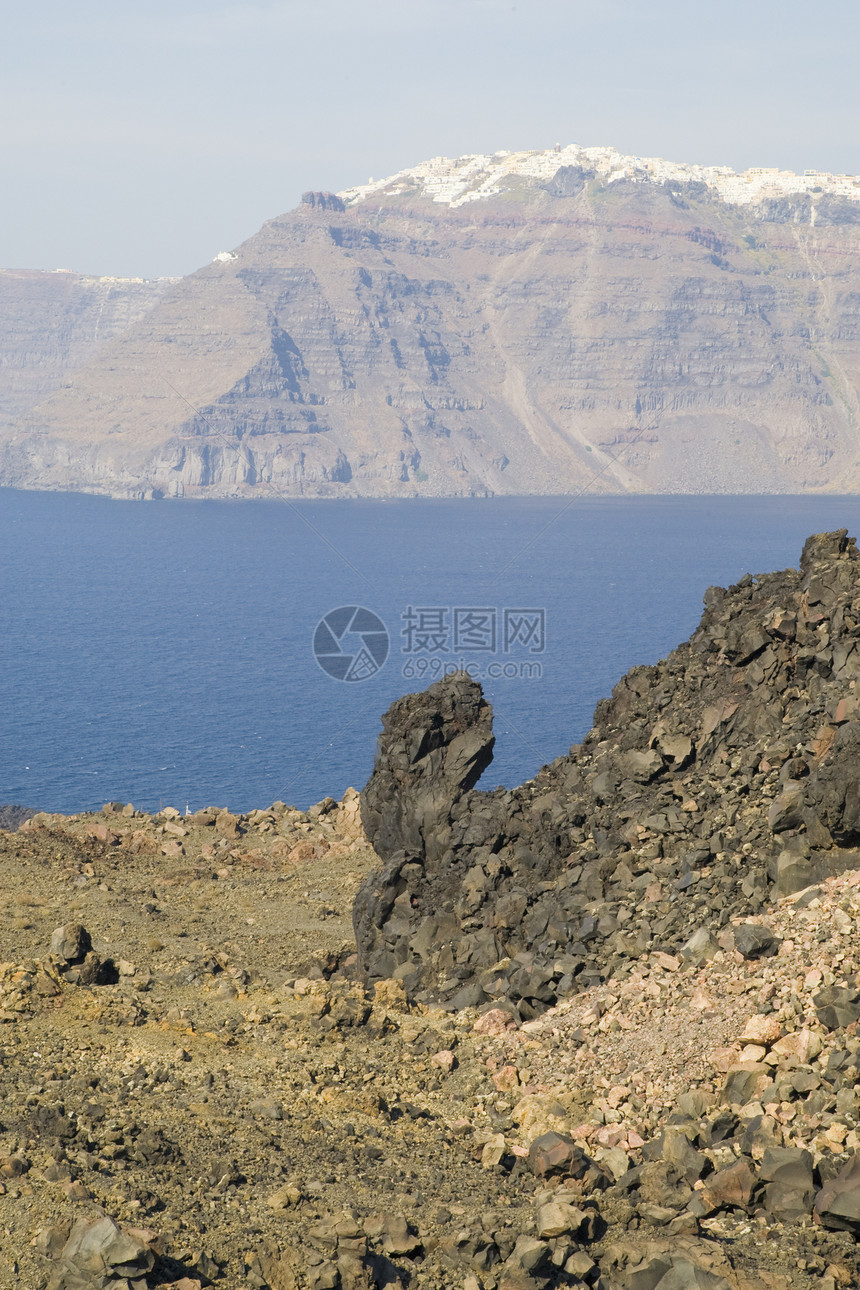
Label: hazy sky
xmin=4 ymin=0 xmax=860 ymax=279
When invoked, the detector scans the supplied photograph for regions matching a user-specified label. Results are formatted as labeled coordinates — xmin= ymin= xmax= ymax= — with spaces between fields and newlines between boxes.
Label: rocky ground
xmin=8 ymin=531 xmax=860 ymax=1289
xmin=2 ymin=796 xmax=860 ymax=1290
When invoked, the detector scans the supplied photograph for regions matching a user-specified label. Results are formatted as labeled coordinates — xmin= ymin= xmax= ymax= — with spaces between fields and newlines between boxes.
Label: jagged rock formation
xmin=358 ymin=674 xmax=495 ymax=865
xmin=0 ymin=804 xmax=37 ymax=831
xmin=7 ymin=146 xmax=860 ymax=497
xmin=355 ymin=531 xmax=860 ymax=1015
xmin=301 ymin=190 xmax=346 ymax=212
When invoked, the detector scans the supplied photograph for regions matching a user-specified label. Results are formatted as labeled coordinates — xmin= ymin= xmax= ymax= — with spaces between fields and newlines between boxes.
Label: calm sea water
xmin=3 ymin=489 xmax=860 ymax=815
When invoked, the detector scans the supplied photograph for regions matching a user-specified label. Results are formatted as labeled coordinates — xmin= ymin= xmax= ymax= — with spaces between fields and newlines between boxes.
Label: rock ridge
xmin=7 ymin=146 xmax=860 ymax=497
xmin=355 ymin=530 xmax=860 ymax=1015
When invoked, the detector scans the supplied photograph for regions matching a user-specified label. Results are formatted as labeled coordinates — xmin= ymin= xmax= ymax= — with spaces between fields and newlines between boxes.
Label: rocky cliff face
xmin=355 ymin=531 xmax=860 ymax=1015
xmin=7 ymin=147 xmax=860 ymax=497
xmin=0 ymin=269 xmax=173 ymax=435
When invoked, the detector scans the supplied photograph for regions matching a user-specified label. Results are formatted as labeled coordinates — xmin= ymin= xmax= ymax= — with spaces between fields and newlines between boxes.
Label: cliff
xmin=6 ymin=146 xmax=860 ymax=497
xmin=0 ymin=268 xmax=173 ymax=433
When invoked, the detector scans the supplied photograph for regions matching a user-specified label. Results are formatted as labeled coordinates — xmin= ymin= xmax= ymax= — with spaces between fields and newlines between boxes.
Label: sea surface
xmin=3 ymin=489 xmax=860 ymax=815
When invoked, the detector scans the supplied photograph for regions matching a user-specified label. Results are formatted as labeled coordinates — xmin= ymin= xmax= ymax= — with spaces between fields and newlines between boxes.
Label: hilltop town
xmin=340 ymin=143 xmax=860 ymax=213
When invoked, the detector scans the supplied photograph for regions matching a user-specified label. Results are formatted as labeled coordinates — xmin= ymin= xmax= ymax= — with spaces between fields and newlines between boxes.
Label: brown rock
xmin=430 ymin=1048 xmax=456 ymax=1073
xmin=85 ymin=822 xmax=120 ymax=845
xmin=50 ymin=923 xmax=92 ymax=963
xmin=0 ymin=1154 xmax=29 ymax=1178
xmin=739 ymin=1015 xmax=781 ymax=1046
xmin=771 ymin=1028 xmax=822 ymax=1063
xmin=528 ymin=1132 xmax=581 ymax=1178
xmin=701 ymin=1159 xmax=756 ymax=1212
xmin=536 ymin=1200 xmax=589 ymax=1239
xmin=721 ymin=1064 xmax=770 ymax=1106
xmin=215 ymin=811 xmax=241 ymax=839
xmin=474 ymin=1009 xmax=518 ymax=1036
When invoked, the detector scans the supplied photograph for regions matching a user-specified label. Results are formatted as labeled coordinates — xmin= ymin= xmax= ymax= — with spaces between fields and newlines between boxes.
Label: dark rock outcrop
xmin=300 ymin=190 xmax=346 ymax=212
xmin=360 ymin=671 xmax=494 ymax=866
xmin=0 ymin=804 xmax=37 ymax=831
xmin=354 ymin=674 xmax=496 ymax=985
xmin=355 ymin=531 xmax=860 ymax=1015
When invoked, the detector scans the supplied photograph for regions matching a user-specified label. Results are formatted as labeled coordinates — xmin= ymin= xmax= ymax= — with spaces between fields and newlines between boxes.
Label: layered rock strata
xmin=0 ymin=268 xmax=172 ymax=429
xmin=8 ymin=147 xmax=860 ymax=496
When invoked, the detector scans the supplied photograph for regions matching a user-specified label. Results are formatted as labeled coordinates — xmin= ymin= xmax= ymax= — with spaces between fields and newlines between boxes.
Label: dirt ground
xmin=1 ymin=797 xmax=857 ymax=1290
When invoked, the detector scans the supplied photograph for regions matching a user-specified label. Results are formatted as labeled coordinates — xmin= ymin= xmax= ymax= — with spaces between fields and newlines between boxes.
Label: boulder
xmin=814 ymin=984 xmax=860 ymax=1030
xmin=651 ymin=1263 xmax=732 ymax=1290
xmin=759 ymin=1147 xmax=815 ymax=1222
xmin=643 ymin=1128 xmax=707 ymax=1184
xmin=680 ymin=927 xmax=719 ymax=964
xmin=771 ymin=850 xmax=818 ymax=897
xmin=807 ymin=721 xmax=860 ymax=845
xmin=720 ymin=1065 xmax=769 ymax=1106
xmin=767 ymin=781 xmax=806 ymax=833
xmin=732 ymin=924 xmax=779 ymax=960
xmin=622 ymin=1254 xmax=733 ymax=1290
xmin=527 ymin=1132 xmax=581 ymax=1179
xmin=699 ymin=1159 xmax=756 ymax=1212
xmin=771 ymin=1028 xmax=822 ymax=1063
xmin=814 ymin=1151 xmax=860 ymax=1232
xmin=50 ymin=1214 xmax=157 ymax=1285
xmin=535 ymin=1200 xmax=588 ymax=1239
xmin=50 ymin=923 xmax=92 ymax=963
xmin=504 ymin=1234 xmax=552 ymax=1278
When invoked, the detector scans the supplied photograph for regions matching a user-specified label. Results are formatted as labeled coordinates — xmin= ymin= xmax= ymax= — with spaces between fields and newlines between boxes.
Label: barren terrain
xmin=2 ymin=796 xmax=860 ymax=1290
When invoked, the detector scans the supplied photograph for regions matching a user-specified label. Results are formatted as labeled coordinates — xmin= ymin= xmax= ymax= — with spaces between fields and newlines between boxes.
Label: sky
xmin=3 ymin=0 xmax=860 ymax=279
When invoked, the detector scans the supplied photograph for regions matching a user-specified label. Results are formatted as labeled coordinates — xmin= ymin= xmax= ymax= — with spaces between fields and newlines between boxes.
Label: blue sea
xmin=3 ymin=489 xmax=860 ymax=815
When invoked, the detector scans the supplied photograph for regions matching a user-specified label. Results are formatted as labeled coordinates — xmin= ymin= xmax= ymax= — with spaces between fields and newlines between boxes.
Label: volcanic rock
xmin=49 ymin=923 xmax=92 ymax=963
xmin=0 ymin=803 xmax=38 ymax=830
xmin=699 ymin=1159 xmax=755 ymax=1213
xmin=759 ymin=1146 xmax=815 ymax=1221
xmin=814 ymin=1152 xmax=860 ymax=1233
xmin=355 ymin=532 xmax=860 ymax=1015
xmin=732 ymin=923 xmax=779 ymax=959
xmin=814 ymin=984 xmax=860 ymax=1030
xmin=46 ymin=1214 xmax=157 ymax=1288
xmin=359 ymin=670 xmax=494 ymax=867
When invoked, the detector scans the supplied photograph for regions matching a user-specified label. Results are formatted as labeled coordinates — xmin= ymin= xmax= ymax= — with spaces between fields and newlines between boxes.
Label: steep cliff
xmin=0 ymin=269 xmax=173 ymax=432
xmin=6 ymin=146 xmax=860 ymax=498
